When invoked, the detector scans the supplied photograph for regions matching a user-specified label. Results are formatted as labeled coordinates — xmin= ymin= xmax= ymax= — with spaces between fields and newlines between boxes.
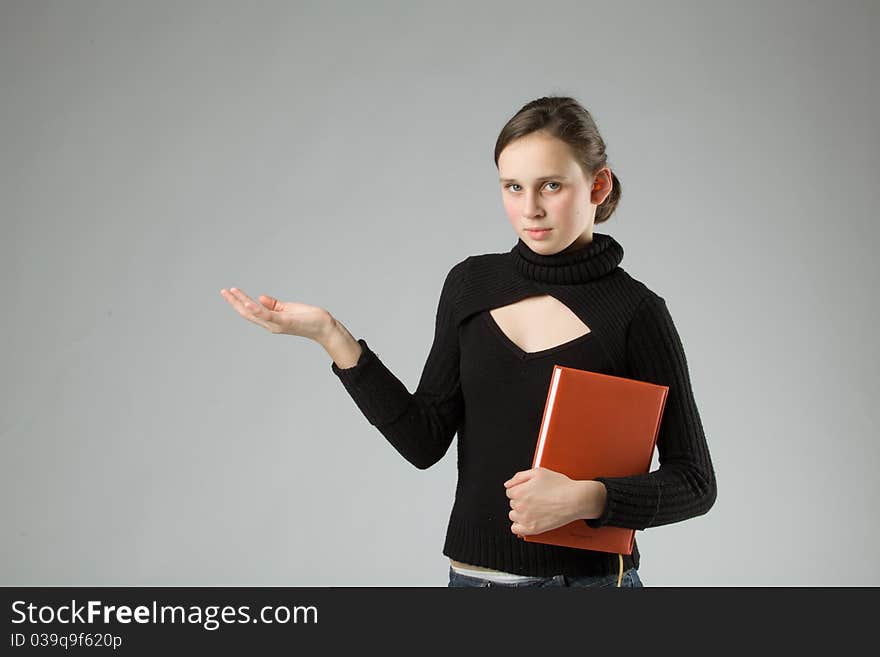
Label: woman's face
xmin=497 ymin=131 xmax=612 ymax=255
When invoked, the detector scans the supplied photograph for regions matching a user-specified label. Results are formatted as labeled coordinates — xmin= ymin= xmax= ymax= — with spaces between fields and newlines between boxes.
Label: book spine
xmin=532 ymin=365 xmax=562 ymax=468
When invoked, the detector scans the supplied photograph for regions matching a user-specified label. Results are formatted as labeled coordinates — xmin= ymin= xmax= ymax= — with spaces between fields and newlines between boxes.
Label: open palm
xmin=220 ymin=287 xmax=334 ymax=341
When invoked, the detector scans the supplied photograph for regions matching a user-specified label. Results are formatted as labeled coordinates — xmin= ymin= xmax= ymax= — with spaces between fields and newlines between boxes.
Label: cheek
xmin=552 ymin=194 xmax=581 ymax=221
xmin=502 ymin=197 xmax=519 ymax=224
xmin=553 ymin=193 xmax=577 ymax=211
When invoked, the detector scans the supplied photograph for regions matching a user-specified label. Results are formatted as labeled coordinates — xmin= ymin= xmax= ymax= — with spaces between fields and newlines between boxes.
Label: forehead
xmin=498 ymin=133 xmax=577 ymax=176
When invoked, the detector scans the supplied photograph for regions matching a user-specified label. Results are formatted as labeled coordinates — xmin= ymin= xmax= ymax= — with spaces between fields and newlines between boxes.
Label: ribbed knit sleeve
xmin=585 ymin=292 xmax=717 ymax=530
xmin=330 ymin=260 xmax=467 ymax=470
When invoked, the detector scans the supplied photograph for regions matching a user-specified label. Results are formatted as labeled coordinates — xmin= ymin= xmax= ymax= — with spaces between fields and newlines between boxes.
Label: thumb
xmin=259 ymin=294 xmax=280 ymax=310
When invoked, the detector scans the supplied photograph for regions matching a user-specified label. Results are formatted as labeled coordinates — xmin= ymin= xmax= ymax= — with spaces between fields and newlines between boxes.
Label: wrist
xmin=574 ymin=480 xmax=608 ymax=521
xmin=316 ymin=315 xmax=342 ymax=347
xmin=319 ymin=317 xmax=363 ymax=369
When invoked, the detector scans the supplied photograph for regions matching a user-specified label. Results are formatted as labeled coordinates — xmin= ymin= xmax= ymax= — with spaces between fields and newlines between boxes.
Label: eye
xmin=504 ymin=182 xmax=561 ymax=192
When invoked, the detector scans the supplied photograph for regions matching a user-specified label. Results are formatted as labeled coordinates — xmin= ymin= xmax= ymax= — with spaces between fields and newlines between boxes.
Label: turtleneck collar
xmin=509 ymin=231 xmax=624 ymax=284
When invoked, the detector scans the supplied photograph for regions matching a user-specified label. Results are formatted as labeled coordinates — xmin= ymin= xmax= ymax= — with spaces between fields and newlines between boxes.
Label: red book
xmin=522 ymin=364 xmax=669 ymax=555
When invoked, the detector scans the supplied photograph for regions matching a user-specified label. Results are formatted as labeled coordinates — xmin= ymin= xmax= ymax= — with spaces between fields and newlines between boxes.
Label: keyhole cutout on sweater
xmin=487 ymin=295 xmax=592 ymax=354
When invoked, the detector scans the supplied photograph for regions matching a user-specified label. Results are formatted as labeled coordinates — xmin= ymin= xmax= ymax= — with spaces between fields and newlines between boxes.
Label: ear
xmin=590 ymin=166 xmax=613 ymax=204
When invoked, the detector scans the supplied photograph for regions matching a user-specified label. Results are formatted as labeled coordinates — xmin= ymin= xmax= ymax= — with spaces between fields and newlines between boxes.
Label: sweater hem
xmin=442 ymin=515 xmax=638 ymax=578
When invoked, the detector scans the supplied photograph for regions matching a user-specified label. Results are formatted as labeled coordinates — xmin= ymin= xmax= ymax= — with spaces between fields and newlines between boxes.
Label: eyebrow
xmin=499 ymin=175 xmax=568 ymax=183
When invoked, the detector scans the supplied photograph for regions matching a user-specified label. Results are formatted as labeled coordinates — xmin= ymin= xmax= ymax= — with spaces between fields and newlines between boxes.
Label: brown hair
xmin=494 ymin=96 xmax=622 ymax=224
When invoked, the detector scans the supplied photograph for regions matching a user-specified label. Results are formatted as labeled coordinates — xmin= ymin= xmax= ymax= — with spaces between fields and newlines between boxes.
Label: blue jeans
xmin=447 ymin=565 xmax=644 ymax=588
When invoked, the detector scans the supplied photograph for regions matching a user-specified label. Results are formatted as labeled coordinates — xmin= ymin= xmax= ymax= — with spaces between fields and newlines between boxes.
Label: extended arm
xmin=325 ymin=261 xmax=468 ymax=470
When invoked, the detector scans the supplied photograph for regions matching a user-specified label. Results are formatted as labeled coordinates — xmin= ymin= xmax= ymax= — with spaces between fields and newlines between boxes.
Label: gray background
xmin=2 ymin=0 xmax=877 ymax=586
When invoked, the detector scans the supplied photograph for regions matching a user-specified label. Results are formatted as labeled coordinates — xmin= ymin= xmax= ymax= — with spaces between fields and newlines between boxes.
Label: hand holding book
xmin=504 ymin=468 xmax=608 ymax=537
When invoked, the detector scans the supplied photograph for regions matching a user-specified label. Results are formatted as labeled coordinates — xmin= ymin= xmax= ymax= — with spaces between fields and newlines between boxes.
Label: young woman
xmin=221 ymin=96 xmax=717 ymax=588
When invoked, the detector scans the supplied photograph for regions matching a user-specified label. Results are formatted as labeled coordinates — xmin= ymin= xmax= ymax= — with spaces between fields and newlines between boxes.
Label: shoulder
xmin=613 ymin=266 xmax=666 ymax=309
xmin=434 ymin=251 xmax=512 ymax=319
xmin=440 ymin=255 xmax=473 ymax=288
xmin=434 ymin=255 xmax=474 ymax=309
xmin=441 ymin=250 xmax=507 ymax=287
xmin=462 ymin=251 xmax=507 ymax=273
xmin=614 ymin=271 xmax=688 ymax=348
xmin=606 ymin=269 xmax=680 ymax=343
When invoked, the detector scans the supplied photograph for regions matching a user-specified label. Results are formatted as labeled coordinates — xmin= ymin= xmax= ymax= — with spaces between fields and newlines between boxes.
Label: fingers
xmin=220 ymin=287 xmax=277 ymax=332
xmin=221 ymin=287 xmax=253 ymax=314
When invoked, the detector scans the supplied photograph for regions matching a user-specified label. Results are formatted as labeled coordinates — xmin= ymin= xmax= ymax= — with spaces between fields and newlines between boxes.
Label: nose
xmin=522 ymin=190 xmax=544 ymax=218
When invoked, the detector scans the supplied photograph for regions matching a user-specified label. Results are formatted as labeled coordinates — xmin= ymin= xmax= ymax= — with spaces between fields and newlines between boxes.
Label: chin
xmin=524 ymin=237 xmax=558 ymax=253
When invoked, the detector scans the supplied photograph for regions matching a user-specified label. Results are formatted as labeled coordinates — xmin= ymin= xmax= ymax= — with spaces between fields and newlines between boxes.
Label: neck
xmin=509 ymin=232 xmax=624 ymax=284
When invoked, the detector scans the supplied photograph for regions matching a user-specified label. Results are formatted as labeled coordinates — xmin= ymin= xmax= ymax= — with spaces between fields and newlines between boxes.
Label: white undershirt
xmin=450 ymin=563 xmax=544 ymax=583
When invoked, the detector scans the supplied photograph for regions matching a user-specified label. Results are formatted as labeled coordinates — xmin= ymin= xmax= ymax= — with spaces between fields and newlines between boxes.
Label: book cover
xmin=522 ymin=364 xmax=668 ymax=554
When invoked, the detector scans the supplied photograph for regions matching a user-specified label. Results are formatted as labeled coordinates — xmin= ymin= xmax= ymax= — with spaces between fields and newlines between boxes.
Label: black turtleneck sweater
xmin=330 ymin=232 xmax=716 ymax=577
